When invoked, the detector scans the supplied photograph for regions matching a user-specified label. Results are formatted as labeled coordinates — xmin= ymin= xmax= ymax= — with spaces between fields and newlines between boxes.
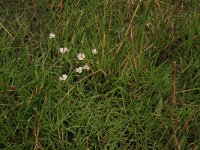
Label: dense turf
xmin=0 ymin=0 xmax=200 ymax=149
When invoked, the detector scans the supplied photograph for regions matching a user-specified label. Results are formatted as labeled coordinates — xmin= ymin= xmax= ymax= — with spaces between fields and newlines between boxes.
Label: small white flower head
xmin=60 ymin=47 xmax=70 ymax=53
xmin=59 ymin=74 xmax=68 ymax=81
xmin=64 ymin=47 xmax=70 ymax=52
xmin=75 ymin=67 xmax=83 ymax=73
xmin=77 ymin=53 xmax=85 ymax=60
xmin=49 ymin=33 xmax=56 ymax=38
xmin=83 ymin=64 xmax=90 ymax=70
xmin=92 ymin=48 xmax=97 ymax=54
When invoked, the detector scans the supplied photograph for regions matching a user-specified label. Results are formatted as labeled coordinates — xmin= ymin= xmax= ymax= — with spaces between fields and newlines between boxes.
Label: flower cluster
xmin=60 ymin=47 xmax=70 ymax=53
xmin=77 ymin=53 xmax=85 ymax=60
xmin=59 ymin=74 xmax=68 ymax=81
xmin=49 ymin=33 xmax=98 ymax=81
xmin=75 ymin=64 xmax=90 ymax=74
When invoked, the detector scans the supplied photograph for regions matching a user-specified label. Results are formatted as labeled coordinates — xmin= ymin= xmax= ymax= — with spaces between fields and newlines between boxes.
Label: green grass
xmin=0 ymin=0 xmax=200 ymax=149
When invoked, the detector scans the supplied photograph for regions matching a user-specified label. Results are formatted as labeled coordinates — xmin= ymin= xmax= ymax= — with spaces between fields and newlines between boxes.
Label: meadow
xmin=0 ymin=0 xmax=200 ymax=149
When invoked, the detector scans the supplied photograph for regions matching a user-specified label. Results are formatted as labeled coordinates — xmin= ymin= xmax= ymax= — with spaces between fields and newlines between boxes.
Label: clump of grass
xmin=0 ymin=0 xmax=199 ymax=149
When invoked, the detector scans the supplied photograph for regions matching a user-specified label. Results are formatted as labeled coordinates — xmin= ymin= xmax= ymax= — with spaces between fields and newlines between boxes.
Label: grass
xmin=0 ymin=0 xmax=200 ymax=149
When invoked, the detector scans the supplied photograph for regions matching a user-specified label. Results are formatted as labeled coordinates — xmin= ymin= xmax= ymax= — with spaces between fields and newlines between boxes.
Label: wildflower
xmin=49 ymin=33 xmax=56 ymax=38
xmin=75 ymin=67 xmax=83 ymax=73
xmin=60 ymin=47 xmax=70 ymax=53
xmin=77 ymin=53 xmax=85 ymax=60
xmin=92 ymin=48 xmax=97 ymax=54
xmin=59 ymin=74 xmax=68 ymax=81
xmin=83 ymin=64 xmax=90 ymax=70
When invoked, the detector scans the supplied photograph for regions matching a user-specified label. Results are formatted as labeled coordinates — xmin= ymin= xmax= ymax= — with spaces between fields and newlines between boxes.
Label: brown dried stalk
xmin=59 ymin=0 xmax=63 ymax=17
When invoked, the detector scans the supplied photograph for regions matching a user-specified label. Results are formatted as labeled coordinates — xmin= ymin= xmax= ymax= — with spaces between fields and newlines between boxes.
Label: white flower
xmin=49 ymin=33 xmax=56 ymax=38
xmin=64 ymin=47 xmax=70 ymax=52
xmin=83 ymin=64 xmax=90 ymax=70
xmin=59 ymin=74 xmax=68 ymax=81
xmin=92 ymin=48 xmax=97 ymax=54
xmin=75 ymin=67 xmax=83 ymax=73
xmin=60 ymin=47 xmax=70 ymax=53
xmin=77 ymin=53 xmax=85 ymax=60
